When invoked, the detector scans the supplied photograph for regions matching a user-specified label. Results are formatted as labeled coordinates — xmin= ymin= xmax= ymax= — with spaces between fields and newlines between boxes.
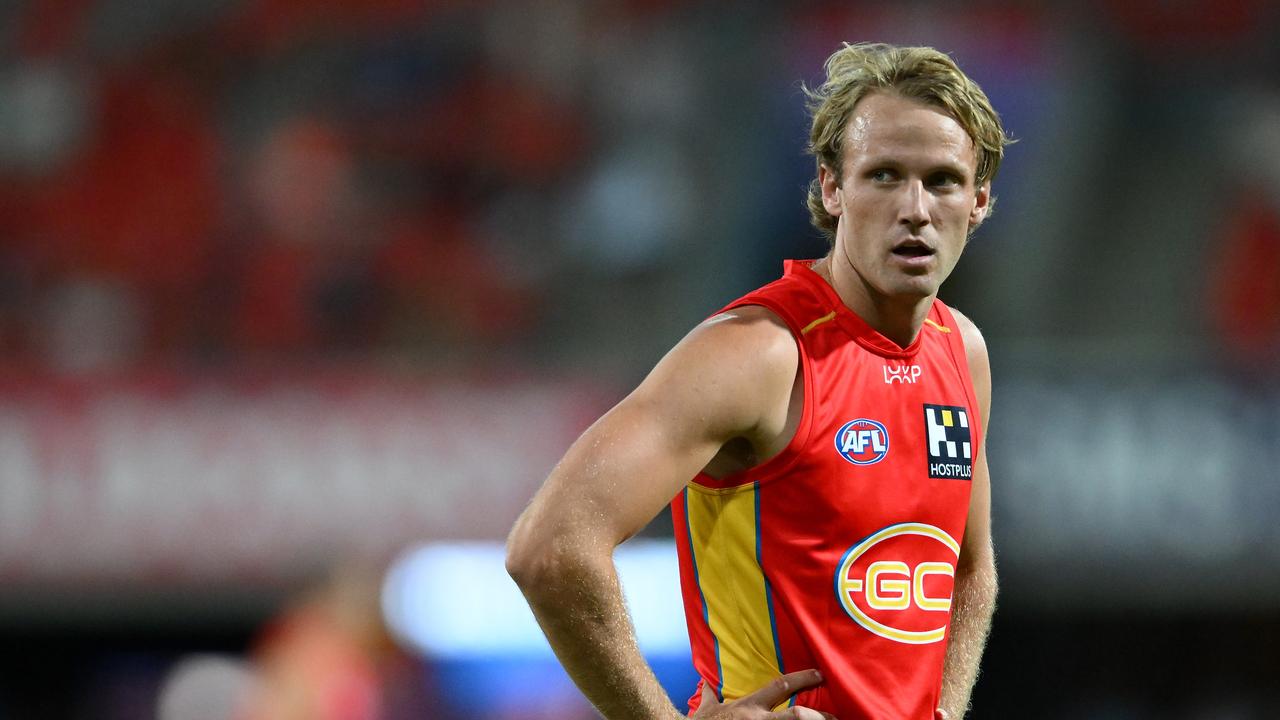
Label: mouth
xmin=891 ymin=239 xmax=936 ymax=259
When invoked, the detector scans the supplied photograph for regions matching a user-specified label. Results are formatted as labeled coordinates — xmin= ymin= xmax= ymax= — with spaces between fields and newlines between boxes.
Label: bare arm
xmin=937 ymin=309 xmax=998 ymax=720
xmin=506 ymin=308 xmax=828 ymax=720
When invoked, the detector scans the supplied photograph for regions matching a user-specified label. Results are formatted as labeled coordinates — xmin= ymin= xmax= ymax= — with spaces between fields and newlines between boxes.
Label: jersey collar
xmin=785 ymin=259 xmax=926 ymax=360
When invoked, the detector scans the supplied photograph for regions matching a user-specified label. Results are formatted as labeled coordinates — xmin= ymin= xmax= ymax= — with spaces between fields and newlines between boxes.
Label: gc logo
xmin=834 ymin=523 xmax=959 ymax=644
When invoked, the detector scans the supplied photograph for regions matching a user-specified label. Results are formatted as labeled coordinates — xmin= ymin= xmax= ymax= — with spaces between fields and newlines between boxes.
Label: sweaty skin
xmin=507 ymin=90 xmax=996 ymax=720
xmin=506 ymin=305 xmax=831 ymax=720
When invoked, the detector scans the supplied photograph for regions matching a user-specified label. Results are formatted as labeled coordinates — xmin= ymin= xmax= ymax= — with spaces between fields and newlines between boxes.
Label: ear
xmin=968 ymin=181 xmax=992 ymax=229
xmin=819 ymin=164 xmax=843 ymax=217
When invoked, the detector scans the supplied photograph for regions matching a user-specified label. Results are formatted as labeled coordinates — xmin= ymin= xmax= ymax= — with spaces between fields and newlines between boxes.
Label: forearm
xmin=938 ymin=555 xmax=997 ymax=719
xmin=510 ymin=545 xmax=684 ymax=720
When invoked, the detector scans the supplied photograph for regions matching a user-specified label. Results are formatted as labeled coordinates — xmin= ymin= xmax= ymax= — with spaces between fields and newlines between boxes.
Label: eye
xmin=869 ymin=168 xmax=898 ymax=183
xmin=927 ymin=172 xmax=962 ymax=189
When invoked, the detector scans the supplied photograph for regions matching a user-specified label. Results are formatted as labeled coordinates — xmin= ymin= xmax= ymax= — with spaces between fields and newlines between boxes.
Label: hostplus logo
xmin=923 ymin=404 xmax=972 ymax=479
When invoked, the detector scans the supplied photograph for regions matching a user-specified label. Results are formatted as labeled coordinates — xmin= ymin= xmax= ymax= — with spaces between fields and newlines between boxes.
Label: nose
xmin=898 ymin=180 xmax=929 ymax=231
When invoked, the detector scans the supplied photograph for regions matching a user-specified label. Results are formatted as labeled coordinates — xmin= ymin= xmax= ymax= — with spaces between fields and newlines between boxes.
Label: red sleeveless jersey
xmin=671 ymin=260 xmax=982 ymax=719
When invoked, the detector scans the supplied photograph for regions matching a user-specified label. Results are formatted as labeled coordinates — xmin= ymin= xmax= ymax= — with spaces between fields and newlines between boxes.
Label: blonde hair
xmin=804 ymin=42 xmax=1011 ymax=242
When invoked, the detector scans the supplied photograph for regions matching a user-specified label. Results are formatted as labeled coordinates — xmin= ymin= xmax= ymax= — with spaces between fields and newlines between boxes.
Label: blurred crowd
xmin=1 ymin=0 xmax=1278 ymax=377
xmin=1 ymin=0 xmax=698 ymax=374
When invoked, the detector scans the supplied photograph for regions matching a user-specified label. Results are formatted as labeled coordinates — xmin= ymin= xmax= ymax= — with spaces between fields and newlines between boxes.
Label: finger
xmin=766 ymin=706 xmax=836 ymax=720
xmin=739 ymin=669 xmax=824 ymax=709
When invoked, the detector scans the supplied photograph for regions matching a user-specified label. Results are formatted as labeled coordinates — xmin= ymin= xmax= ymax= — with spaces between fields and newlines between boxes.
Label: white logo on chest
xmin=883 ymin=364 xmax=922 ymax=384
xmin=834 ymin=419 xmax=890 ymax=465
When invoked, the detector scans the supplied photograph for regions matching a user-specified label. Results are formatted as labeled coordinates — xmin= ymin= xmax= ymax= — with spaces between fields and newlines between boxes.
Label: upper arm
xmin=508 ymin=307 xmax=798 ymax=558
xmin=950 ymin=307 xmax=994 ymax=573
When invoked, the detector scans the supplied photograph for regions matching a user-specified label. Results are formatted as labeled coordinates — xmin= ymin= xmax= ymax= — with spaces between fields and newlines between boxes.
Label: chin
xmin=884 ymin=277 xmax=939 ymax=300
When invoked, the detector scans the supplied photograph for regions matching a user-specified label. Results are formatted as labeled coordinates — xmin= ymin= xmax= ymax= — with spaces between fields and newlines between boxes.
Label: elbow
xmin=505 ymin=513 xmax=579 ymax=592
xmin=505 ymin=516 xmax=543 ymax=589
xmin=506 ymin=516 xmax=611 ymax=599
xmin=505 ymin=549 xmax=541 ymax=593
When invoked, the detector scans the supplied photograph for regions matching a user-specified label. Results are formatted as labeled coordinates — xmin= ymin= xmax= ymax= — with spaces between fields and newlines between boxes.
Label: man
xmin=507 ymin=42 xmax=1008 ymax=719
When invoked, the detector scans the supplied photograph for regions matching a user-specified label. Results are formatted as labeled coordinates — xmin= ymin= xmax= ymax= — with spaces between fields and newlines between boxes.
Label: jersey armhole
xmin=932 ymin=302 xmax=983 ymax=458
xmin=691 ymin=299 xmax=816 ymax=492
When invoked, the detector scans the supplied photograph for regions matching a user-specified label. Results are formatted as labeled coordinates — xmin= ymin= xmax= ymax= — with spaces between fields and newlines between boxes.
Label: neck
xmin=811 ymin=255 xmax=934 ymax=349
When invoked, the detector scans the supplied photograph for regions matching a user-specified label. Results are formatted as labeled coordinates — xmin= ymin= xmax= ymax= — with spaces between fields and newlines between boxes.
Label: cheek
xmin=841 ymin=226 xmax=877 ymax=262
xmin=848 ymin=198 xmax=894 ymax=231
xmin=938 ymin=200 xmax=977 ymax=233
xmin=940 ymin=196 xmax=974 ymax=219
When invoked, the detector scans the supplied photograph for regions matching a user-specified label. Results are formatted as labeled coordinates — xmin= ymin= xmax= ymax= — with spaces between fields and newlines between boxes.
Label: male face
xmin=820 ymin=92 xmax=990 ymax=304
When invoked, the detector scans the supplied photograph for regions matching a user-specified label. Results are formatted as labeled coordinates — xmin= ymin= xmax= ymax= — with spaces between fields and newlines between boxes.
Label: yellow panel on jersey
xmin=685 ymin=481 xmax=785 ymax=705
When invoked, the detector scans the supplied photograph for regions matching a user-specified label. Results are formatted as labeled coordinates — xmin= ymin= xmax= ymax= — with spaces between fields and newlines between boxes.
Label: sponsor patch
xmin=834 ymin=419 xmax=889 ymax=466
xmin=923 ymin=404 xmax=972 ymax=479
xmin=882 ymin=364 xmax=922 ymax=384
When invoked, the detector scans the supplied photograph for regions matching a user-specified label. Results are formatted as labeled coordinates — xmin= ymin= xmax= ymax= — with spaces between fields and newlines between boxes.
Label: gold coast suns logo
xmin=834 ymin=523 xmax=959 ymax=644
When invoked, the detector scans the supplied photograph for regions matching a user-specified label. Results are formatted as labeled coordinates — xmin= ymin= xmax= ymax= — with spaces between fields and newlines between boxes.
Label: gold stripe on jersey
xmin=923 ymin=318 xmax=951 ymax=333
xmin=685 ymin=482 xmax=784 ymax=704
xmin=801 ymin=311 xmax=838 ymax=335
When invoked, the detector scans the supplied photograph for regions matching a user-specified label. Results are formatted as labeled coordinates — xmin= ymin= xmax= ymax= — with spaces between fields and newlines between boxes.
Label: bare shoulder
xmin=631 ymin=304 xmax=798 ymax=443
xmin=649 ymin=303 xmax=797 ymax=395
xmin=696 ymin=304 xmax=797 ymax=366
xmin=945 ymin=306 xmax=989 ymax=373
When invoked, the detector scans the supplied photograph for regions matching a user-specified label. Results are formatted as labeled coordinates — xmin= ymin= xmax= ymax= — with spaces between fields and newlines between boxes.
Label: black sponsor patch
xmin=923 ymin=404 xmax=972 ymax=480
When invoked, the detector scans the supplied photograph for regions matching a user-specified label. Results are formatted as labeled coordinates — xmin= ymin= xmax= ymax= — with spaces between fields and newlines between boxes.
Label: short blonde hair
xmin=804 ymin=42 xmax=1011 ymax=242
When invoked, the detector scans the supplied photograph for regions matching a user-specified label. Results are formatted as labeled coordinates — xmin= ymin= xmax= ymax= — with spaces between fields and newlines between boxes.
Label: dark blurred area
xmin=1 ymin=0 xmax=1279 ymax=718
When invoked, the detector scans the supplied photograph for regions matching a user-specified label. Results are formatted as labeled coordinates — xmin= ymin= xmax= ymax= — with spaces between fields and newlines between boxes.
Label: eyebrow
xmin=859 ymin=157 xmax=972 ymax=179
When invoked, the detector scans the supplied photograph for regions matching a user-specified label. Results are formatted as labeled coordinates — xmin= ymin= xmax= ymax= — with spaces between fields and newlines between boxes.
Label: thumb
xmin=692 ymin=681 xmax=721 ymax=717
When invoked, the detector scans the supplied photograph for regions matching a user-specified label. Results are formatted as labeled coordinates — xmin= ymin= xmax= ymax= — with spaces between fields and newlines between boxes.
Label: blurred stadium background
xmin=1 ymin=0 xmax=1278 ymax=718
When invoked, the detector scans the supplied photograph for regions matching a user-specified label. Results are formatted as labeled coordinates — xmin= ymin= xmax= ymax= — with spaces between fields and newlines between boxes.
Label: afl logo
xmin=834 ymin=419 xmax=889 ymax=465
xmin=834 ymin=523 xmax=959 ymax=645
